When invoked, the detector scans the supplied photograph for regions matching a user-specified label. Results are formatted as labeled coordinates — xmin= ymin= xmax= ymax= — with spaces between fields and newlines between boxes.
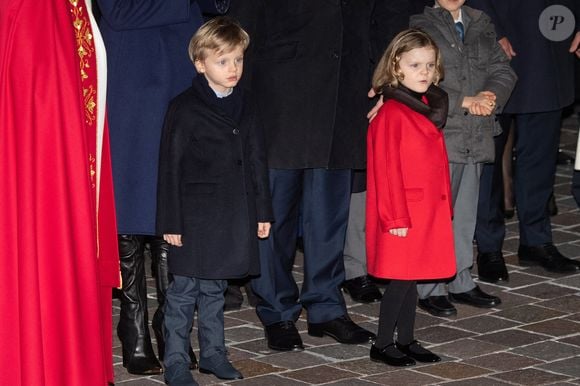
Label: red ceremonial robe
xmin=0 ymin=0 xmax=120 ymax=385
xmin=366 ymin=98 xmax=456 ymax=280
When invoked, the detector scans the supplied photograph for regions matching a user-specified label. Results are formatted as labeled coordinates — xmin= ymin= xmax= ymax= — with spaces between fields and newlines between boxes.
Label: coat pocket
xmin=405 ymin=188 xmax=424 ymax=202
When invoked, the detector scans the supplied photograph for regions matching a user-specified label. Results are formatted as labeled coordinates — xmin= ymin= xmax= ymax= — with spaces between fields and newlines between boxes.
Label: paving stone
xmin=559 ymin=334 xmax=580 ymax=347
xmin=415 ymin=361 xmax=492 ymax=380
xmin=435 ymin=377 xmax=514 ymax=386
xmin=332 ymin=358 xmax=402 ymax=376
xmin=255 ymin=350 xmax=332 ymax=370
xmin=228 ymin=374 xmax=309 ymax=385
xmin=490 ymin=367 xmax=571 ymax=385
xmin=538 ymin=295 xmax=580 ymax=314
xmin=474 ymin=329 xmax=548 ymax=348
xmin=536 ymin=357 xmax=580 ymax=378
xmin=308 ymin=343 xmax=371 ymax=361
xmin=447 ymin=314 xmax=521 ymax=334
xmin=512 ymin=282 xmax=579 ymax=299
xmin=323 ymin=379 xmax=381 ymax=386
xmin=492 ymin=304 xmax=567 ymax=323
xmin=233 ymin=358 xmax=288 ymax=378
xmin=463 ymin=351 xmax=543 ymax=371
xmin=225 ymin=326 xmax=266 ymax=342
xmin=415 ymin=326 xmax=475 ymax=345
xmin=512 ymin=340 xmax=580 ymax=361
xmin=434 ymin=338 xmax=507 ymax=360
xmin=365 ymin=369 xmax=444 ymax=385
xmin=520 ymin=318 xmax=580 ymax=337
xmin=283 ymin=365 xmax=359 ymax=384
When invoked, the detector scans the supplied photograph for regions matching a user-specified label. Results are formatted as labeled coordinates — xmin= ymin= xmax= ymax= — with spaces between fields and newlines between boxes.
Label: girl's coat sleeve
xmin=369 ymin=105 xmax=411 ymax=232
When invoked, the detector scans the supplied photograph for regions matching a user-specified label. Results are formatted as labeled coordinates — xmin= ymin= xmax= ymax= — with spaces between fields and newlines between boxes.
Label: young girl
xmin=366 ymin=29 xmax=456 ymax=366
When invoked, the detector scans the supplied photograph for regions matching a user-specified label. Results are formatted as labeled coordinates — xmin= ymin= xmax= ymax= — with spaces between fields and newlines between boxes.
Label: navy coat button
xmin=232 ymin=128 xmax=239 ymax=135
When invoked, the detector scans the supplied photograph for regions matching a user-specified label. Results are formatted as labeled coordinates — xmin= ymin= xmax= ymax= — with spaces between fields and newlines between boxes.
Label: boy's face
xmin=435 ymin=0 xmax=465 ymax=18
xmin=195 ymin=45 xmax=244 ymax=93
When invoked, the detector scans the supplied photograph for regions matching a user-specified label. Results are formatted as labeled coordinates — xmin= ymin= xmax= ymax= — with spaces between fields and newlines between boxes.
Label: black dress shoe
xmin=308 ymin=316 xmax=376 ymax=344
xmin=518 ymin=243 xmax=580 ymax=273
xmin=477 ymin=251 xmax=509 ymax=283
xmin=396 ymin=340 xmax=440 ymax=363
xmin=342 ymin=275 xmax=383 ymax=303
xmin=370 ymin=344 xmax=415 ymax=367
xmin=449 ymin=286 xmax=501 ymax=308
xmin=265 ymin=321 xmax=304 ymax=351
xmin=418 ymin=296 xmax=457 ymax=317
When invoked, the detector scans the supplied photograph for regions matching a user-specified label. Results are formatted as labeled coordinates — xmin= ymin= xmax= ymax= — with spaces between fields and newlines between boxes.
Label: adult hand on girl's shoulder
xmin=367 ymin=88 xmax=384 ymax=121
xmin=498 ymin=37 xmax=516 ymax=59
xmin=569 ymin=31 xmax=580 ymax=58
xmin=389 ymin=228 xmax=408 ymax=237
xmin=164 ymin=234 xmax=183 ymax=247
xmin=257 ymin=222 xmax=271 ymax=239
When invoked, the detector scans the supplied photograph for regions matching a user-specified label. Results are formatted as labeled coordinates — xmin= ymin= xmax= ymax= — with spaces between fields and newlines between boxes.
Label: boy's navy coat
xmin=97 ymin=0 xmax=228 ymax=235
xmin=156 ymin=80 xmax=273 ymax=279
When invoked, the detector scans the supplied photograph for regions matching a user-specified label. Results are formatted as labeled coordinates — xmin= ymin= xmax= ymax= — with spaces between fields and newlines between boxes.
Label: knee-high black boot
xmin=149 ymin=236 xmax=198 ymax=369
xmin=117 ymin=235 xmax=163 ymax=375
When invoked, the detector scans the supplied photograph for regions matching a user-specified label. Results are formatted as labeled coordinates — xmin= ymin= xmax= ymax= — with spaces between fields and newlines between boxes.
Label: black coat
xmin=467 ymin=0 xmax=579 ymax=113
xmin=228 ymin=0 xmax=411 ymax=169
xmin=156 ymin=79 xmax=273 ymax=279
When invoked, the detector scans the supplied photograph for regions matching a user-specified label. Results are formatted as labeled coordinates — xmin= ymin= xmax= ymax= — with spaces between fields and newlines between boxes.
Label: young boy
xmin=410 ymin=1 xmax=516 ymax=317
xmin=156 ymin=17 xmax=273 ymax=386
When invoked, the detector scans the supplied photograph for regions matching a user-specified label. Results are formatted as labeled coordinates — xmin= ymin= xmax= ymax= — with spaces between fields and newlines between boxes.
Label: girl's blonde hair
xmin=188 ymin=16 xmax=250 ymax=63
xmin=372 ymin=29 xmax=444 ymax=92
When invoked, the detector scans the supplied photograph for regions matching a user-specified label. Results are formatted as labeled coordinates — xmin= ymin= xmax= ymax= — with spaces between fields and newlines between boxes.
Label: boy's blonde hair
xmin=188 ymin=16 xmax=250 ymax=63
xmin=372 ymin=29 xmax=444 ymax=92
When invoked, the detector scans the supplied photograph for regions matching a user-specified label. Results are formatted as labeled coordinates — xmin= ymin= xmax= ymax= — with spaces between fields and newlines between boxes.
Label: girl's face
xmin=398 ymin=46 xmax=437 ymax=93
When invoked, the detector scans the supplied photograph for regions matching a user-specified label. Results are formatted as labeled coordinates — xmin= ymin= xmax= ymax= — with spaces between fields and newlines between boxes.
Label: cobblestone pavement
xmin=112 ymin=108 xmax=580 ymax=385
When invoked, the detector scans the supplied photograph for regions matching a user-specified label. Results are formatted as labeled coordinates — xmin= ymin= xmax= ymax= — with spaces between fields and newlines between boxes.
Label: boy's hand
xmin=389 ymin=227 xmax=408 ymax=237
xmin=164 ymin=234 xmax=183 ymax=247
xmin=257 ymin=222 xmax=271 ymax=239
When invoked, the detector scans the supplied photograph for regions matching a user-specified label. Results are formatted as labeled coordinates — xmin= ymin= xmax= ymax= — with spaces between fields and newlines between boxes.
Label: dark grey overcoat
xmin=228 ymin=0 xmax=411 ymax=169
xmin=156 ymin=78 xmax=273 ymax=279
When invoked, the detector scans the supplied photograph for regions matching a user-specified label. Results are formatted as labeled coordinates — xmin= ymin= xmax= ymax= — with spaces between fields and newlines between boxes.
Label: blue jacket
xmin=97 ymin=0 xmax=228 ymax=234
xmin=468 ymin=0 xmax=579 ymax=114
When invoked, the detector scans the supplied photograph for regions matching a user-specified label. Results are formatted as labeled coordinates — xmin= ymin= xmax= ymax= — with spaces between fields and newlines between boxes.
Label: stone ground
xmin=112 ymin=107 xmax=580 ymax=385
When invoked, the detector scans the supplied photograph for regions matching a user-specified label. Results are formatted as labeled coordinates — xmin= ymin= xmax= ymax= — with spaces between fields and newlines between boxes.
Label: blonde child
xmin=156 ymin=17 xmax=273 ymax=385
xmin=366 ymin=29 xmax=456 ymax=366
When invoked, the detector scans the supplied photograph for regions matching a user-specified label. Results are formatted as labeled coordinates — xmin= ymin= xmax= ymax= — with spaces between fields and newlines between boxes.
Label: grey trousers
xmin=418 ymin=162 xmax=482 ymax=298
xmin=343 ymin=191 xmax=367 ymax=280
xmin=164 ymin=275 xmax=227 ymax=374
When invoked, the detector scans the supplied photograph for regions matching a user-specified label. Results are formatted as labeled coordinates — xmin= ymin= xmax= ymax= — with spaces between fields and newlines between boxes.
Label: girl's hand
xmin=389 ymin=228 xmax=408 ymax=237
xmin=163 ymin=234 xmax=182 ymax=247
xmin=257 ymin=222 xmax=271 ymax=239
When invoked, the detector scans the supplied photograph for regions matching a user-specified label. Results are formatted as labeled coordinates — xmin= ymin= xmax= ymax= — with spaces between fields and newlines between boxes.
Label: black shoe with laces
xmin=265 ymin=321 xmax=304 ymax=351
xmin=308 ymin=316 xmax=376 ymax=344
xmin=519 ymin=243 xmax=580 ymax=273
xmin=342 ymin=275 xmax=382 ymax=303
xmin=477 ymin=251 xmax=509 ymax=283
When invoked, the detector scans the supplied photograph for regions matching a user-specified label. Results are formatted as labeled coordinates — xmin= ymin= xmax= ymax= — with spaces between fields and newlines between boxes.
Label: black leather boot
xmin=149 ymin=236 xmax=198 ymax=369
xmin=117 ymin=235 xmax=163 ymax=375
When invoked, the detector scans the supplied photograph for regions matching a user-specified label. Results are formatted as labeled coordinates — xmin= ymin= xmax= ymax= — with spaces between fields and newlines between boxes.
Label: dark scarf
xmin=192 ymin=75 xmax=243 ymax=123
xmin=382 ymin=84 xmax=448 ymax=129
